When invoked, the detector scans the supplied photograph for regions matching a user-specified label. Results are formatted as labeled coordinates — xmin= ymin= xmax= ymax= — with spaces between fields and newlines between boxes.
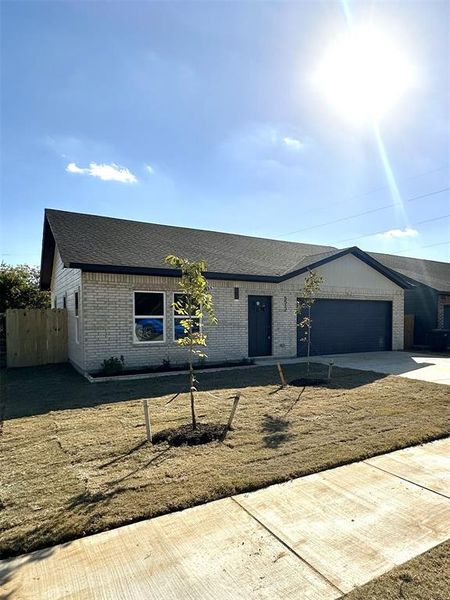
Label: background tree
xmin=296 ymin=270 xmax=323 ymax=374
xmin=165 ymin=255 xmax=217 ymax=429
xmin=0 ymin=263 xmax=50 ymax=313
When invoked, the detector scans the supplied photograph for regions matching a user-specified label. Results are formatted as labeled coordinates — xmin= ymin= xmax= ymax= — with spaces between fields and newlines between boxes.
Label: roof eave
xmin=68 ymin=263 xmax=280 ymax=283
xmin=68 ymin=246 xmax=414 ymax=288
xmin=39 ymin=213 xmax=55 ymax=291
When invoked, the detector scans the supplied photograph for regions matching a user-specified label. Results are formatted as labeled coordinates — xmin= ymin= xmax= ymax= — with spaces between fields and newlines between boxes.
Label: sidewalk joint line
xmin=230 ymin=495 xmax=344 ymax=597
xmin=363 ymin=461 xmax=450 ymax=500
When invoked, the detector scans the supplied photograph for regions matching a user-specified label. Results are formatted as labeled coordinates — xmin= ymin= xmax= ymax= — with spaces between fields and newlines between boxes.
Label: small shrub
xmin=100 ymin=355 xmax=125 ymax=376
xmin=156 ymin=356 xmax=172 ymax=372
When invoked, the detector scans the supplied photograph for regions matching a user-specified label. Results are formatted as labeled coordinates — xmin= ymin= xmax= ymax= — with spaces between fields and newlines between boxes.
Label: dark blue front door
xmin=248 ymin=295 xmax=272 ymax=357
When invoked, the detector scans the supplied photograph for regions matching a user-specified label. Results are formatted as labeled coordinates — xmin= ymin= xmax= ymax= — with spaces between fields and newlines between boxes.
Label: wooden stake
xmin=277 ymin=363 xmax=287 ymax=388
xmin=327 ymin=361 xmax=334 ymax=380
xmin=223 ymin=394 xmax=240 ymax=438
xmin=143 ymin=399 xmax=152 ymax=443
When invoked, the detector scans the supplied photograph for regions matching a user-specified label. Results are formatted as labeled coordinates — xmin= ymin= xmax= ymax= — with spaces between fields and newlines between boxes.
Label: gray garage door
xmin=297 ymin=299 xmax=392 ymax=356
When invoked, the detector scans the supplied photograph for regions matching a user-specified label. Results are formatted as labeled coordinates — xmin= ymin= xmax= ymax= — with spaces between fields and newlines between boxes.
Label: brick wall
xmin=437 ymin=295 xmax=450 ymax=328
xmin=80 ymin=254 xmax=404 ymax=372
xmin=51 ymin=250 xmax=84 ymax=370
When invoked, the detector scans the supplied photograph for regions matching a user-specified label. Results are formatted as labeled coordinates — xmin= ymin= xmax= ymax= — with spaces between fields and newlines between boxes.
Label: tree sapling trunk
xmin=165 ymin=255 xmax=217 ymax=432
xmin=296 ymin=270 xmax=323 ymax=378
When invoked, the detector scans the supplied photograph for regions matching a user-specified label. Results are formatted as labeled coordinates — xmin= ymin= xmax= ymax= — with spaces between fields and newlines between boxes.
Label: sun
xmin=313 ymin=27 xmax=415 ymax=124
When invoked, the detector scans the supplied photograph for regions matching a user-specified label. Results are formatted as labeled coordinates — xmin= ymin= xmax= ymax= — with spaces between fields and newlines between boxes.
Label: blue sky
xmin=1 ymin=0 xmax=449 ymax=266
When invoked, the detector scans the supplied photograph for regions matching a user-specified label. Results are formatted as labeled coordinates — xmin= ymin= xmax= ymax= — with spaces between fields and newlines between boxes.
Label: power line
xmin=393 ymin=241 xmax=450 ymax=255
xmin=287 ymin=163 xmax=450 ymax=220
xmin=332 ymin=213 xmax=450 ymax=245
xmin=276 ymin=187 xmax=450 ymax=238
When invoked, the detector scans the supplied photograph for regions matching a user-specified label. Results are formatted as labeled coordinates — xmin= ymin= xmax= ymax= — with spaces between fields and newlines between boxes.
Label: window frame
xmin=133 ymin=290 xmax=166 ymax=344
xmin=172 ymin=292 xmax=202 ymax=342
xmin=74 ymin=289 xmax=80 ymax=344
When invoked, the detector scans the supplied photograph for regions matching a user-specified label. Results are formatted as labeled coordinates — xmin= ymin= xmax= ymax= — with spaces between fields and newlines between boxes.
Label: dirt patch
xmin=153 ymin=423 xmax=226 ymax=446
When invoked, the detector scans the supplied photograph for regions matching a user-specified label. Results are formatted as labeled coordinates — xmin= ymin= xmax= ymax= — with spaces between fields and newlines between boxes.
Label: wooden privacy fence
xmin=6 ymin=309 xmax=68 ymax=368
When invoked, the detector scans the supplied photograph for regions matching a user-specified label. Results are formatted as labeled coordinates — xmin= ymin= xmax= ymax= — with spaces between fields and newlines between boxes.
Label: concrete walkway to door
xmin=1 ymin=438 xmax=449 ymax=599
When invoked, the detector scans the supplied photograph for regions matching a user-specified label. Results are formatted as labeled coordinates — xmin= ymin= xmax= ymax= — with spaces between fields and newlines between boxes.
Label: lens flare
xmin=314 ymin=27 xmax=415 ymax=124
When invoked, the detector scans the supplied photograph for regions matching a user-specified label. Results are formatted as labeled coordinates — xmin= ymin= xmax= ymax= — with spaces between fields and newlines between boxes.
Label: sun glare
xmin=314 ymin=27 xmax=415 ymax=124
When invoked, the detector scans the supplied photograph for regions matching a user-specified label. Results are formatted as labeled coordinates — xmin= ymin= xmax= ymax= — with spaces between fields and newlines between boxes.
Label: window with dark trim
xmin=74 ymin=290 xmax=80 ymax=343
xmin=134 ymin=291 xmax=165 ymax=343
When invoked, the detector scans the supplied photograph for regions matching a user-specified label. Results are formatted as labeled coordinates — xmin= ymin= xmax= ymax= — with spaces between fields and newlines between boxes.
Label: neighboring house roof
xmin=370 ymin=252 xmax=450 ymax=293
xmin=40 ymin=209 xmax=413 ymax=289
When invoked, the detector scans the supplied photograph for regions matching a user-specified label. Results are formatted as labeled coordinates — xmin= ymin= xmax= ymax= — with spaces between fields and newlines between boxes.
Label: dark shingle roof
xmin=369 ymin=252 xmax=450 ymax=293
xmin=44 ymin=209 xmax=335 ymax=277
xmin=40 ymin=209 xmax=418 ymax=290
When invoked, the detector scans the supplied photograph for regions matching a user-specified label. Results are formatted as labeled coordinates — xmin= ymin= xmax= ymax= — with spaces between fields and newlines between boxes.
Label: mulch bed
xmin=153 ymin=422 xmax=226 ymax=446
xmin=91 ymin=359 xmax=254 ymax=378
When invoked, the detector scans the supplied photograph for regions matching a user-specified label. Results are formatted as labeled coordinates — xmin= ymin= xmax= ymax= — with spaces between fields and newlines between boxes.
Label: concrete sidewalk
xmin=1 ymin=439 xmax=449 ymax=599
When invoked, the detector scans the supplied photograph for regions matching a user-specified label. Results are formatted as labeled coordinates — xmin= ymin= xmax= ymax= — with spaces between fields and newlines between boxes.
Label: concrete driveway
xmin=266 ymin=351 xmax=450 ymax=385
xmin=1 ymin=439 xmax=449 ymax=599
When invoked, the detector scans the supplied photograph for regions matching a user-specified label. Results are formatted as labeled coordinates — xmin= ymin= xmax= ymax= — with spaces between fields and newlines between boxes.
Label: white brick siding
xmin=50 ymin=250 xmax=84 ymax=370
xmin=78 ymin=253 xmax=404 ymax=373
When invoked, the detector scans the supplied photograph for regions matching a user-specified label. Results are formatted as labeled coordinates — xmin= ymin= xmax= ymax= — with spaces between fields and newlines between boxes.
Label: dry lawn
xmin=1 ymin=362 xmax=449 ymax=558
xmin=344 ymin=541 xmax=450 ymax=600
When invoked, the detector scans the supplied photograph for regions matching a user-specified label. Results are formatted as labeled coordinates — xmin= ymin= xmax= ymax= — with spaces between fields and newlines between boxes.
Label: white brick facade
xmin=50 ymin=253 xmax=404 ymax=373
xmin=50 ymin=251 xmax=84 ymax=368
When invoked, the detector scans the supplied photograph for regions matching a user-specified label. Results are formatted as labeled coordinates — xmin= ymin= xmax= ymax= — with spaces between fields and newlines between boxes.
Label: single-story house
xmin=369 ymin=252 xmax=450 ymax=346
xmin=40 ymin=209 xmax=423 ymax=374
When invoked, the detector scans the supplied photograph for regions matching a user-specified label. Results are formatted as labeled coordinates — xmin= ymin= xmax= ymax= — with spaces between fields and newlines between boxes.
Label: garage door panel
xmin=297 ymin=299 xmax=392 ymax=356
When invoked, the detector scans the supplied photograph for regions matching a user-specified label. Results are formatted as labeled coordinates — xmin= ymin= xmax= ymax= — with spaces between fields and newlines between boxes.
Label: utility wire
xmin=332 ymin=213 xmax=450 ymax=245
xmin=277 ymin=187 xmax=450 ymax=238
xmin=287 ymin=163 xmax=450 ymax=220
xmin=393 ymin=241 xmax=450 ymax=255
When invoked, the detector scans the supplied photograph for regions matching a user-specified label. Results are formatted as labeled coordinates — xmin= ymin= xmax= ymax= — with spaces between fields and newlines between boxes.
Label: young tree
xmin=296 ymin=270 xmax=323 ymax=374
xmin=165 ymin=255 xmax=217 ymax=429
xmin=0 ymin=263 xmax=50 ymax=313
